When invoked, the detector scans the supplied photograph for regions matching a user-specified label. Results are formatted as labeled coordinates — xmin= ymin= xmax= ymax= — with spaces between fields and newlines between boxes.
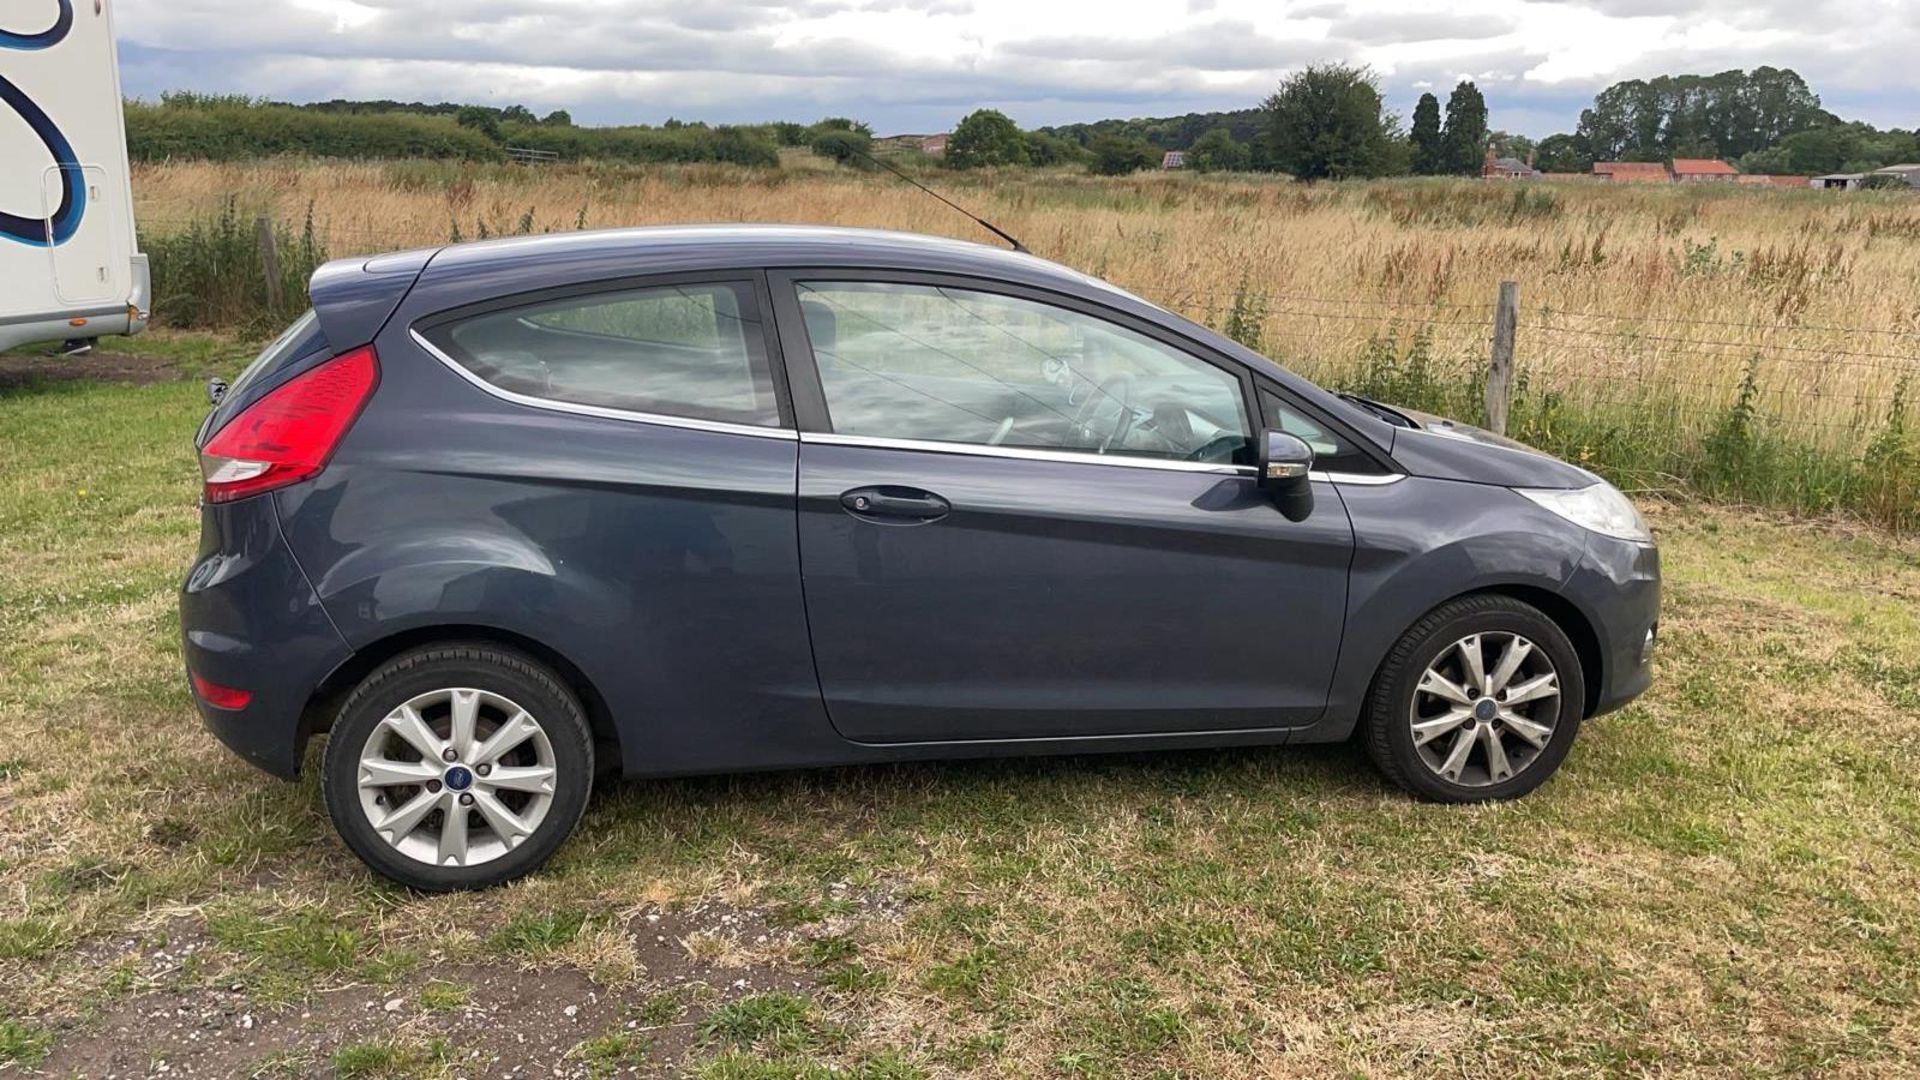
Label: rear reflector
xmin=191 ymin=671 xmax=252 ymax=710
xmin=201 ymin=345 xmax=378 ymax=503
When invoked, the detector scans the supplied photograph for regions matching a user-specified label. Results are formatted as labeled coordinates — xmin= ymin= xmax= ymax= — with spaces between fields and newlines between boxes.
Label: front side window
xmin=795 ymin=281 xmax=1250 ymax=464
xmin=423 ymin=281 xmax=780 ymax=427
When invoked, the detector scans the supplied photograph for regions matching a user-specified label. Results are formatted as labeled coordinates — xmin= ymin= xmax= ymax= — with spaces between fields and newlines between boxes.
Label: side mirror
xmin=1256 ymin=429 xmax=1314 ymax=490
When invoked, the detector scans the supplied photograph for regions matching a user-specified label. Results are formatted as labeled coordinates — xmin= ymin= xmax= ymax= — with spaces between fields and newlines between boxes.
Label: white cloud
xmin=107 ymin=0 xmax=1919 ymax=136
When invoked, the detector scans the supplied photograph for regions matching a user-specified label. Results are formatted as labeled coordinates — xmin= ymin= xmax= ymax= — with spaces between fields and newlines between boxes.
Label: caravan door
xmin=44 ymin=163 xmax=125 ymax=305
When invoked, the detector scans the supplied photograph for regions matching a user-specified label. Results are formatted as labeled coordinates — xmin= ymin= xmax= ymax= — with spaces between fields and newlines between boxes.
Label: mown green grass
xmin=2 ymin=350 xmax=1919 ymax=1076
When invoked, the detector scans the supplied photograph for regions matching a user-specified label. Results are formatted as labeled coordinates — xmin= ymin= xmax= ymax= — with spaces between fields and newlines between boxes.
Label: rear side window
xmin=422 ymin=282 xmax=781 ymax=427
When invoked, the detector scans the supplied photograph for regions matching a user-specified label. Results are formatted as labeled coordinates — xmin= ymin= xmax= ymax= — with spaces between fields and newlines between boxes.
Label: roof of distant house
xmin=1672 ymin=158 xmax=1739 ymax=175
xmin=1492 ymin=156 xmax=1537 ymax=173
xmin=1874 ymin=163 xmax=1920 ymax=174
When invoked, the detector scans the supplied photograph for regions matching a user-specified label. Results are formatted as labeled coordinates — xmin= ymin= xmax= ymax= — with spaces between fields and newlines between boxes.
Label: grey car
xmin=181 ymin=226 xmax=1659 ymax=891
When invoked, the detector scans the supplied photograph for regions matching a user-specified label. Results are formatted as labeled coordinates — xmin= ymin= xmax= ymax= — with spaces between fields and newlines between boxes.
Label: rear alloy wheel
xmin=1363 ymin=595 xmax=1585 ymax=802
xmin=324 ymin=645 xmax=592 ymax=890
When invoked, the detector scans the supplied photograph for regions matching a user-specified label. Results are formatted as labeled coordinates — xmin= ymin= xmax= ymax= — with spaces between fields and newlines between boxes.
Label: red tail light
xmin=190 ymin=671 xmax=252 ymax=710
xmin=201 ymin=346 xmax=378 ymax=504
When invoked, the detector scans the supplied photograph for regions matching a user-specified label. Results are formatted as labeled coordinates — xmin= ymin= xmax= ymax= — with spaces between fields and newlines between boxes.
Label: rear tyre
xmin=1361 ymin=595 xmax=1585 ymax=803
xmin=322 ymin=644 xmax=593 ymax=891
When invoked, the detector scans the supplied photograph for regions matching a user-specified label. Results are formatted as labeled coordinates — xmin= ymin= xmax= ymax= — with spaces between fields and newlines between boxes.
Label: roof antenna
xmin=855 ymin=148 xmax=1028 ymax=254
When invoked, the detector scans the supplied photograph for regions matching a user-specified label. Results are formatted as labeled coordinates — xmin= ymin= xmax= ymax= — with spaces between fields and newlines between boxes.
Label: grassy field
xmin=2 ymin=336 xmax=1919 ymax=1077
xmin=131 ymin=160 xmax=1920 ymax=525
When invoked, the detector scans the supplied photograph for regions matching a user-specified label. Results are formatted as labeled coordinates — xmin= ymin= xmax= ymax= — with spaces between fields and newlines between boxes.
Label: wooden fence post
xmin=1486 ymin=280 xmax=1518 ymax=435
xmin=256 ymin=214 xmax=283 ymax=313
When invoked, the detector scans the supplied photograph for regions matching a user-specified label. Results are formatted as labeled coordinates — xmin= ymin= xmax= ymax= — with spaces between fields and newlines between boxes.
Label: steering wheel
xmin=1070 ymin=374 xmax=1135 ymax=453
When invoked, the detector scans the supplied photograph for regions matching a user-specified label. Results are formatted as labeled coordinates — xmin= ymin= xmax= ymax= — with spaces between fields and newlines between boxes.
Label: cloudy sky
xmin=109 ymin=0 xmax=1917 ymax=137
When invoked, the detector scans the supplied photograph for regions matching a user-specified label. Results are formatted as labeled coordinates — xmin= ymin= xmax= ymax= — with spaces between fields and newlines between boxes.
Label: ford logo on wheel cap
xmin=443 ymin=765 xmax=474 ymax=791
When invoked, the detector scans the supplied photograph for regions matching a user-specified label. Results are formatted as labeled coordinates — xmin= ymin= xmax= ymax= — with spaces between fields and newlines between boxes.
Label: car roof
xmin=413 ymin=224 xmax=1148 ymax=308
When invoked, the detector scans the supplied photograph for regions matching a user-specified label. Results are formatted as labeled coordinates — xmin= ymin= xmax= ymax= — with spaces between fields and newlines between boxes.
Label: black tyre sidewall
xmin=322 ymin=645 xmax=593 ymax=892
xmin=1366 ymin=596 xmax=1586 ymax=803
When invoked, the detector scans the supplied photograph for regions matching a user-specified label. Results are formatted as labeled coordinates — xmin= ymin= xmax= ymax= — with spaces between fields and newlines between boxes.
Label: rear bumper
xmin=180 ymin=495 xmax=351 ymax=779
xmin=1571 ymin=537 xmax=1661 ymax=717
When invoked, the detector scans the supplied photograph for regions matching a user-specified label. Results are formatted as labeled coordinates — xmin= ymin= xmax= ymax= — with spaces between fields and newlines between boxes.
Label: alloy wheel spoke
xmin=1416 ymin=669 xmax=1474 ymax=707
xmin=1482 ymin=724 xmax=1513 ymax=781
xmin=1503 ymin=673 xmax=1561 ymax=706
xmin=1438 ymin=726 xmax=1476 ymax=780
xmin=1499 ymin=709 xmax=1554 ymax=749
xmin=357 ymin=758 xmax=440 ymax=789
xmin=482 ymin=764 xmax=557 ymax=795
xmin=437 ymin=794 xmax=469 ymax=867
xmin=1457 ymin=636 xmax=1489 ymax=695
xmin=448 ymin=689 xmax=479 ymax=759
xmin=1487 ymin=637 xmax=1533 ymax=695
xmin=471 ymin=789 xmax=533 ymax=845
xmin=472 ymin=711 xmax=539 ymax=766
xmin=373 ymin=788 xmax=439 ymax=843
xmin=1412 ymin=708 xmax=1472 ymax=747
xmin=385 ymin=705 xmax=444 ymax=761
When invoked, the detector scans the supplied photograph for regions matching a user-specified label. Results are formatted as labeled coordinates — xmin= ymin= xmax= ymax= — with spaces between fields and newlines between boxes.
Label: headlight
xmin=1514 ymin=482 xmax=1652 ymax=544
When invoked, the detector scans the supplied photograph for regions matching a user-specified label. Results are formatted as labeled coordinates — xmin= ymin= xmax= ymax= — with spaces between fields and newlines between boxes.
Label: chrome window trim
xmin=802 ymin=431 xmax=1253 ymax=474
xmin=1313 ymin=469 xmax=1405 ymax=486
xmin=409 ymin=329 xmax=797 ymax=441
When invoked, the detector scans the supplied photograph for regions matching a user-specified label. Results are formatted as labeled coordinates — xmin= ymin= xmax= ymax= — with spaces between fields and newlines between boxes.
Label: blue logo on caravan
xmin=1 ymin=0 xmax=85 ymax=247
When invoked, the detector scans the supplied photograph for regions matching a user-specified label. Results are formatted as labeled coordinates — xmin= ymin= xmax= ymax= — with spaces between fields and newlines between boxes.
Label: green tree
xmin=1533 ymin=132 xmax=1591 ymax=173
xmin=1188 ymin=127 xmax=1250 ymax=172
xmin=1262 ymin=63 xmax=1403 ymax=180
xmin=945 ymin=109 xmax=1028 ymax=168
xmin=1575 ymin=68 xmax=1826 ymax=162
xmin=1023 ymin=130 xmax=1085 ymax=167
xmin=454 ymin=106 xmax=501 ymax=142
xmin=812 ymin=116 xmax=874 ymax=138
xmin=1440 ymin=80 xmax=1489 ymax=176
xmin=1088 ymin=134 xmax=1157 ymax=175
xmin=539 ymin=109 xmax=572 ymax=127
xmin=810 ymin=126 xmax=872 ymax=166
xmin=1409 ymin=92 xmax=1442 ymax=174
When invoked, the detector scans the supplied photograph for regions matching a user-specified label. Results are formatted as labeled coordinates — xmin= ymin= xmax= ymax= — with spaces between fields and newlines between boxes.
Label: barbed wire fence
xmin=137 ymin=210 xmax=1920 ymax=460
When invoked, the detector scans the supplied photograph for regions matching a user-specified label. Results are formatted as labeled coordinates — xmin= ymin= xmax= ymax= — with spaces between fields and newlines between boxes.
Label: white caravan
xmin=1 ymin=0 xmax=148 ymax=353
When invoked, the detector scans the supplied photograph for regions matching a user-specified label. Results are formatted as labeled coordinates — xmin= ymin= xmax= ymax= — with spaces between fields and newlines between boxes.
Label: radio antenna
xmin=856 ymin=148 xmax=1028 ymax=254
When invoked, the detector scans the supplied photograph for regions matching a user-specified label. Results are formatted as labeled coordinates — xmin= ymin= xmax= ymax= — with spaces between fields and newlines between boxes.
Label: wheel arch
xmin=301 ymin=624 xmax=622 ymax=773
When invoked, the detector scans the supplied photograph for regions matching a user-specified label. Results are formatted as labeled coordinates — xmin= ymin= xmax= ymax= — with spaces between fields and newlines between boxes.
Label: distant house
xmin=1481 ymin=147 xmax=1539 ymax=179
xmin=1592 ymin=161 xmax=1671 ymax=183
xmin=1673 ymin=158 xmax=1740 ymax=182
xmin=1735 ymin=174 xmax=1811 ymax=189
xmin=919 ymin=133 xmax=948 ymax=157
xmin=1873 ymin=164 xmax=1920 ymax=189
xmin=1161 ymin=150 xmax=1186 ymax=170
xmin=1813 ymin=173 xmax=1867 ymax=190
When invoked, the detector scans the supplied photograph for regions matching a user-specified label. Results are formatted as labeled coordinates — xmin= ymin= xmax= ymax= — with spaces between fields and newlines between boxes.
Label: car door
xmin=770 ymin=271 xmax=1357 ymax=744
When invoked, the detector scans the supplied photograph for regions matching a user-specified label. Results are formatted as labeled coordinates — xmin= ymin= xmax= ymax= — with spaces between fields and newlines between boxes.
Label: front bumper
xmin=180 ymin=495 xmax=351 ymax=778
xmin=1568 ymin=536 xmax=1661 ymax=717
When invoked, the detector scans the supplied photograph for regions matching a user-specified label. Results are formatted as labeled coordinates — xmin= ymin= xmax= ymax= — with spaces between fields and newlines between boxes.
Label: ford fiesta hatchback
xmin=182 ymin=226 xmax=1659 ymax=890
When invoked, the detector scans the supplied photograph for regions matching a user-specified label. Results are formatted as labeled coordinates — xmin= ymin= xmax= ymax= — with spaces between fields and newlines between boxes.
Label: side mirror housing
xmin=1256 ymin=429 xmax=1315 ymax=490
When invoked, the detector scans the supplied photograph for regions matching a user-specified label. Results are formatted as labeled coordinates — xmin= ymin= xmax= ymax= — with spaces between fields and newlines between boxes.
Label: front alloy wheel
xmin=1362 ymin=594 xmax=1586 ymax=802
xmin=1409 ymin=632 xmax=1560 ymax=787
xmin=324 ymin=645 xmax=593 ymax=891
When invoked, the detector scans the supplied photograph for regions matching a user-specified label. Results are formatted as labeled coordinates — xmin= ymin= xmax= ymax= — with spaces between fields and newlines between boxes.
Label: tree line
xmin=128 ymin=66 xmax=1916 ymax=181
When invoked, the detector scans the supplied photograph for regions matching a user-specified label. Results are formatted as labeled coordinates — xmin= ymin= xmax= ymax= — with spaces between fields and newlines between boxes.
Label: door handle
xmin=840 ymin=486 xmax=951 ymax=522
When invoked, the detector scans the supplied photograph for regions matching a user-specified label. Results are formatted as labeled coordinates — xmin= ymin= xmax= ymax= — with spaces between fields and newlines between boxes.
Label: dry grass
xmin=2 ymin=353 xmax=1920 ymax=1075
xmin=130 ymin=160 xmax=1920 ymax=452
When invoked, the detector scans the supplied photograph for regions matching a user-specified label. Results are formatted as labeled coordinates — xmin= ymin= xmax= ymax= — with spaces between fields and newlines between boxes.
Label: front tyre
xmin=322 ymin=644 xmax=593 ymax=891
xmin=1362 ymin=595 xmax=1586 ymax=803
